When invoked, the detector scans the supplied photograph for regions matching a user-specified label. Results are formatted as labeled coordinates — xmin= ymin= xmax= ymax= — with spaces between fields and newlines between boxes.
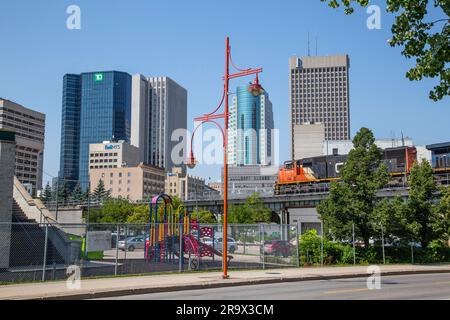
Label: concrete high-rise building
xmin=228 ymin=82 xmax=274 ymax=166
xmin=131 ymin=75 xmax=187 ymax=172
xmin=88 ymin=141 xmax=165 ymax=201
xmin=0 ymin=130 xmax=15 ymax=268
xmin=224 ymin=165 xmax=278 ymax=197
xmin=59 ymin=71 xmax=132 ymax=190
xmin=90 ymin=163 xmax=165 ymax=202
xmin=88 ymin=141 xmax=141 ymax=171
xmin=165 ymin=167 xmax=208 ymax=201
xmin=293 ymin=123 xmax=325 ymax=159
xmin=289 ymin=55 xmax=350 ymax=159
xmin=0 ymin=99 xmax=45 ymax=194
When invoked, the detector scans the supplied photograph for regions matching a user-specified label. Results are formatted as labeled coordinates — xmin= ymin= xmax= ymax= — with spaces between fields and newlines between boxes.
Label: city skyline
xmin=0 ymin=1 xmax=449 ymax=185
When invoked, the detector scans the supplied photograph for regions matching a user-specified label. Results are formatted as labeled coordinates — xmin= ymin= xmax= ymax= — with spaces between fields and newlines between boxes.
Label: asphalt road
xmin=97 ymin=273 xmax=450 ymax=300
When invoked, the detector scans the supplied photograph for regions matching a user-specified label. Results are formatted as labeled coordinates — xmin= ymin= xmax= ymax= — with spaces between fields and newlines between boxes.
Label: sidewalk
xmin=1 ymin=264 xmax=450 ymax=300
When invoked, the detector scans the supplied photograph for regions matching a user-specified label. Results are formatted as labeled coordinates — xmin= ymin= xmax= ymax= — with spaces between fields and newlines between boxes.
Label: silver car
xmin=118 ymin=235 xmax=145 ymax=251
xmin=203 ymin=237 xmax=238 ymax=253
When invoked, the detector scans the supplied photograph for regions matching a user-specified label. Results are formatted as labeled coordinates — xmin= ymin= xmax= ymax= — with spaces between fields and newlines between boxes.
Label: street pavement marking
xmin=324 ymin=288 xmax=371 ymax=295
xmin=324 ymin=277 xmax=450 ymax=296
xmin=433 ymin=281 xmax=450 ymax=285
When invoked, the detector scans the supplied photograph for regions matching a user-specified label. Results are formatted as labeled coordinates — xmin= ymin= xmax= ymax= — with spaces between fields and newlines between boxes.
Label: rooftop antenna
xmin=315 ymin=34 xmax=318 ymax=56
xmin=401 ymin=131 xmax=405 ymax=147
xmin=307 ymin=32 xmax=310 ymax=56
xmin=390 ymin=130 xmax=395 ymax=147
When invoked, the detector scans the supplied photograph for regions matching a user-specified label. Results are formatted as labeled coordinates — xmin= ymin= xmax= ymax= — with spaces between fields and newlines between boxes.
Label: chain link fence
xmin=0 ymin=222 xmax=299 ymax=284
xmin=3 ymin=220 xmax=448 ymax=284
xmin=296 ymin=221 xmax=450 ymax=267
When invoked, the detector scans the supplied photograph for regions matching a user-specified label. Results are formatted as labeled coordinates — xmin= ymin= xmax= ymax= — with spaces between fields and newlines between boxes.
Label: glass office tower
xmin=59 ymin=74 xmax=81 ymax=190
xmin=228 ymin=83 xmax=274 ymax=166
xmin=59 ymin=71 xmax=132 ymax=190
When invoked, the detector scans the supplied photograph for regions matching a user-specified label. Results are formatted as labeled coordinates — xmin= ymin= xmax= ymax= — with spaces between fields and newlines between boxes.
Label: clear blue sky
xmin=0 ymin=0 xmax=448 ymax=185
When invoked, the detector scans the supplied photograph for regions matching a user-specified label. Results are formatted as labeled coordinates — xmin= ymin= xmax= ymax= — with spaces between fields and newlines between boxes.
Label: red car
xmin=264 ymin=240 xmax=293 ymax=257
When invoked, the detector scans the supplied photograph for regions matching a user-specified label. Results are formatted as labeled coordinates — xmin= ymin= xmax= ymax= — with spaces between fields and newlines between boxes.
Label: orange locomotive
xmin=275 ymin=146 xmax=417 ymax=195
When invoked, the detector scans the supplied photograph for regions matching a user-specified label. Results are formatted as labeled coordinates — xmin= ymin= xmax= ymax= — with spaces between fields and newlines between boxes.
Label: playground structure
xmin=145 ymin=194 xmax=232 ymax=269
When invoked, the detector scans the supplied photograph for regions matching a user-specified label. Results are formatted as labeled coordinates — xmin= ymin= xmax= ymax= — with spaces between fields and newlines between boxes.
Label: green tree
xmin=318 ymin=127 xmax=390 ymax=248
xmin=228 ymin=193 xmax=272 ymax=224
xmin=126 ymin=195 xmax=186 ymax=224
xmin=171 ymin=196 xmax=185 ymax=216
xmin=192 ymin=209 xmax=217 ymax=223
xmin=245 ymin=193 xmax=272 ymax=223
xmin=61 ymin=181 xmax=71 ymax=203
xmin=89 ymin=198 xmax=134 ymax=223
xmin=373 ymin=196 xmax=407 ymax=243
xmin=41 ymin=182 xmax=53 ymax=203
xmin=127 ymin=204 xmax=150 ymax=224
xmin=319 ymin=0 xmax=449 ymax=101
xmin=70 ymin=183 xmax=84 ymax=202
xmin=437 ymin=186 xmax=450 ymax=243
xmin=403 ymin=160 xmax=443 ymax=247
xmin=92 ymin=179 xmax=110 ymax=201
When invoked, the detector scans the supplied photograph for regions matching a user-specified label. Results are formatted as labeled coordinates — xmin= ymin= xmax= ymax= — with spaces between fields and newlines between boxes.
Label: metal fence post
xmin=42 ymin=223 xmax=48 ymax=281
xmin=320 ymin=221 xmax=324 ymax=267
xmin=244 ymin=231 xmax=247 ymax=255
xmin=261 ymin=224 xmax=265 ymax=269
xmin=298 ymin=221 xmax=302 ymax=266
xmin=295 ymin=222 xmax=300 ymax=268
xmin=115 ymin=224 xmax=119 ymax=276
xmin=124 ymin=225 xmax=127 ymax=261
xmin=381 ymin=224 xmax=386 ymax=264
xmin=84 ymin=222 xmax=89 ymax=259
xmin=179 ymin=222 xmax=183 ymax=273
xmin=352 ymin=223 xmax=356 ymax=265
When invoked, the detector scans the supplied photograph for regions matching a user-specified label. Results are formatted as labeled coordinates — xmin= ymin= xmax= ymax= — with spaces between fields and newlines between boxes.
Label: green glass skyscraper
xmin=59 ymin=71 xmax=132 ymax=190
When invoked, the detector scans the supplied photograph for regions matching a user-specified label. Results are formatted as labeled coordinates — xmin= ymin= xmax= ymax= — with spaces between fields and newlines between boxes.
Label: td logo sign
xmin=94 ymin=73 xmax=104 ymax=82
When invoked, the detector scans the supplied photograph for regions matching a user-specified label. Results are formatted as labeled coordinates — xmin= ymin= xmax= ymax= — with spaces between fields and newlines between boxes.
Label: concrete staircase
xmin=10 ymin=199 xmax=65 ymax=267
xmin=12 ymin=199 xmax=32 ymax=223
xmin=10 ymin=179 xmax=82 ymax=267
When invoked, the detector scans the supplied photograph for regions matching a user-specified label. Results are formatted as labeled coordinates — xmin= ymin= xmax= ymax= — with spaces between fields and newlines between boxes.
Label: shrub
xmin=298 ymin=230 xmax=354 ymax=265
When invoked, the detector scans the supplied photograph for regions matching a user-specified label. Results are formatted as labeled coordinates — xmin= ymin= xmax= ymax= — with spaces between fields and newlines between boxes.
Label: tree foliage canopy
xmin=228 ymin=193 xmax=272 ymax=224
xmin=403 ymin=160 xmax=444 ymax=246
xmin=320 ymin=0 xmax=450 ymax=101
xmin=319 ymin=128 xmax=449 ymax=249
xmin=318 ymin=127 xmax=390 ymax=248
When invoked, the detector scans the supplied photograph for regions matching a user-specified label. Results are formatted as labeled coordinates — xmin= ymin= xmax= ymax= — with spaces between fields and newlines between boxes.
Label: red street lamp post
xmin=186 ymin=37 xmax=262 ymax=279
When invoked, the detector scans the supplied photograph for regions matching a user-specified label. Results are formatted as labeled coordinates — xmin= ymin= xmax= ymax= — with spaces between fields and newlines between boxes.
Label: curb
xmin=22 ymin=268 xmax=450 ymax=300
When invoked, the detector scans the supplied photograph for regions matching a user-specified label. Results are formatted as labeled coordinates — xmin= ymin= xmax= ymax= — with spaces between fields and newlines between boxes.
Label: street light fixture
xmin=186 ymin=36 xmax=263 ymax=279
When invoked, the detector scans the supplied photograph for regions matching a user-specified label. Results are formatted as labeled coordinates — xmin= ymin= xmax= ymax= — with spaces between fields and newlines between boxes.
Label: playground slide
xmin=183 ymin=235 xmax=233 ymax=261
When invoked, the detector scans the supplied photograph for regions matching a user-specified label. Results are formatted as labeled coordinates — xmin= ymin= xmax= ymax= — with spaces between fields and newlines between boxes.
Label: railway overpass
xmin=47 ymin=187 xmax=410 ymax=228
xmin=182 ymin=187 xmax=410 ymax=227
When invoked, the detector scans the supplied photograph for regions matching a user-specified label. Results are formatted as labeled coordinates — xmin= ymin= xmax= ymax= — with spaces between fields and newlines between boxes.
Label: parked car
xmin=264 ymin=240 xmax=293 ymax=257
xmin=111 ymin=233 xmax=127 ymax=248
xmin=215 ymin=237 xmax=238 ymax=253
xmin=202 ymin=237 xmax=215 ymax=247
xmin=118 ymin=235 xmax=146 ymax=251
xmin=202 ymin=237 xmax=238 ymax=253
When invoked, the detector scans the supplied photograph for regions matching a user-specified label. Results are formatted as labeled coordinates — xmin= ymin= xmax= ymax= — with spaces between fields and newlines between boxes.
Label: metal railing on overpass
xmin=42 ymin=186 xmax=411 ymax=214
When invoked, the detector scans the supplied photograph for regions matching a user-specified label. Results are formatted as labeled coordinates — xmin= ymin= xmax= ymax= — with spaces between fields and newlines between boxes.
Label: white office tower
xmin=131 ymin=75 xmax=187 ymax=172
